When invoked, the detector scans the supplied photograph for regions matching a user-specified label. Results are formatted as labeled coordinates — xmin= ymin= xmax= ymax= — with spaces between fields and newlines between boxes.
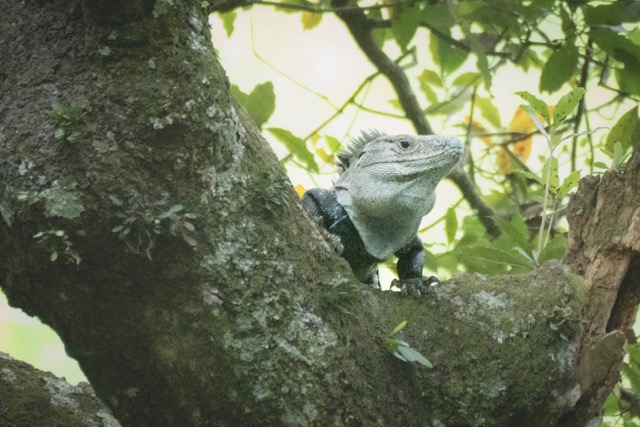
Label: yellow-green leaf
xmin=268 ymin=128 xmax=318 ymax=171
xmin=445 ymin=207 xmax=458 ymax=244
xmin=515 ymin=91 xmax=550 ymax=124
xmin=553 ymin=87 xmax=585 ymax=126
xmin=301 ymin=11 xmax=322 ymax=31
xmin=605 ymin=105 xmax=639 ymax=152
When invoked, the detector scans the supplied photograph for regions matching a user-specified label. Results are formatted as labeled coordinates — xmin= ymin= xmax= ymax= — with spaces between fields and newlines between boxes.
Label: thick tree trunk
xmin=1 ymin=1 xmax=639 ymax=426
xmin=0 ymin=0 xmax=343 ymax=424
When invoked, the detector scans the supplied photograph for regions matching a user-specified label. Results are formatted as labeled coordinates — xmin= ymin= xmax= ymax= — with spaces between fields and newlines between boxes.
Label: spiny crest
xmin=336 ymin=129 xmax=386 ymax=174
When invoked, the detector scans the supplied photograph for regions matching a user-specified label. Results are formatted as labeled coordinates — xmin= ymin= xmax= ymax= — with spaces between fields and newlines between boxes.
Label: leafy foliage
xmin=255 ymin=175 xmax=293 ymax=213
xmin=33 ymin=229 xmax=80 ymax=264
xmin=231 ymin=82 xmax=276 ymax=129
xmin=49 ymin=101 xmax=84 ymax=143
xmin=110 ymin=196 xmax=198 ymax=260
xmin=385 ymin=321 xmax=433 ymax=368
xmin=320 ymin=275 xmax=359 ymax=315
xmin=603 ymin=341 xmax=640 ymax=426
xmin=17 ymin=179 xmax=85 ymax=220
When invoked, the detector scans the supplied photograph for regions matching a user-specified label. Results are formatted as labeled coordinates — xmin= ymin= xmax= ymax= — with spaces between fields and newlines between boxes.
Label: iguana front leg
xmin=394 ymin=235 xmax=424 ymax=280
xmin=301 ymin=188 xmax=344 ymax=254
xmin=302 ymin=188 xmax=380 ymax=285
xmin=393 ymin=236 xmax=440 ymax=297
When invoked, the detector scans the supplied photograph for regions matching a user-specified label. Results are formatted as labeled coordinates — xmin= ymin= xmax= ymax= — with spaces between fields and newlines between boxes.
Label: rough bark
xmin=0 ymin=1 xmax=639 ymax=426
xmin=0 ymin=0 xmax=342 ymax=424
xmin=560 ymin=151 xmax=640 ymax=426
xmin=0 ymin=352 xmax=121 ymax=427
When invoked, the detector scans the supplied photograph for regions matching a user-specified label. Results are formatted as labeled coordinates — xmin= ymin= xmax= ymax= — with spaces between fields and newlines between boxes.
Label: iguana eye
xmin=399 ymin=140 xmax=411 ymax=149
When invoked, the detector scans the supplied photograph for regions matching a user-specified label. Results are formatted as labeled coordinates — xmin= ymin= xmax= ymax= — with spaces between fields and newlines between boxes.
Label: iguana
xmin=302 ymin=130 xmax=463 ymax=286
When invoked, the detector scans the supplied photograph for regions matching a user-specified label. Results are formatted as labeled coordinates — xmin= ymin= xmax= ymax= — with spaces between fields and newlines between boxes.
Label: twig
xmin=571 ymin=39 xmax=591 ymax=171
xmin=211 ymin=0 xmax=426 ymax=14
xmin=251 ymin=21 xmax=340 ymax=111
xmin=466 ymin=87 xmax=478 ymax=183
xmin=333 ymin=3 xmax=434 ymax=135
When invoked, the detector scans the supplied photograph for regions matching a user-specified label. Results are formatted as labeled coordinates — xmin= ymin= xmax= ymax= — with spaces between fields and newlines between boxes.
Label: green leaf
xmin=423 ymin=249 xmax=438 ymax=272
xmin=470 ymin=37 xmax=492 ymax=89
xmin=590 ymin=28 xmax=640 ymax=95
xmin=159 ymin=204 xmax=184 ymax=219
xmin=605 ymin=105 xmax=640 ymax=152
xmin=622 ymin=362 xmax=640 ymax=396
xmin=109 ymin=195 xmax=123 ymax=206
xmin=559 ymin=4 xmax=577 ymax=42
xmin=420 ymin=84 xmax=438 ymax=104
xmin=427 ymin=94 xmax=470 ymax=116
xmin=54 ymin=127 xmax=65 ymax=140
xmin=368 ymin=8 xmax=390 ymax=48
xmin=391 ymin=5 xmax=421 ymax=51
xmin=387 ymin=99 xmax=402 ymax=111
xmin=476 ymin=96 xmax=501 ymax=128
xmin=557 ymin=170 xmax=581 ymax=198
xmin=539 ymin=44 xmax=579 ymax=93
xmin=493 ymin=214 xmax=530 ymax=252
xmin=593 ymin=161 xmax=608 ymax=170
xmin=430 ymin=37 xmax=468 ymax=75
xmin=231 ymin=82 xmax=276 ymax=129
xmin=391 ymin=320 xmax=407 ymax=336
xmin=515 ymin=91 xmax=550 ymax=124
xmin=603 ymin=393 xmax=620 ymax=417
xmin=553 ymin=87 xmax=585 ymax=126
xmin=267 ymin=128 xmax=319 ymax=172
xmin=301 ymin=11 xmax=322 ymax=31
xmin=611 ymin=141 xmax=631 ymax=170
xmin=445 ymin=207 xmax=458 ymax=244
xmin=632 ymin=28 xmax=640 ymax=45
xmin=420 ymin=2 xmax=453 ymax=32
xmin=418 ymin=69 xmax=442 ymax=104
xmin=541 ymin=157 xmax=560 ymax=194
xmin=418 ymin=69 xmax=443 ymax=88
xmin=538 ymin=234 xmax=566 ymax=264
xmin=395 ymin=345 xmax=433 ymax=368
xmin=584 ymin=3 xmax=625 ymax=27
xmin=183 ymin=234 xmax=198 ymax=247
xmin=458 ymin=245 xmax=536 ymax=271
xmin=325 ymin=135 xmax=341 ymax=153
xmin=452 ymin=72 xmax=481 ymax=88
xmin=617 ymin=66 xmax=640 ymax=96
xmin=522 ymin=105 xmax=548 ymax=137
xmin=219 ymin=11 xmax=236 ymax=37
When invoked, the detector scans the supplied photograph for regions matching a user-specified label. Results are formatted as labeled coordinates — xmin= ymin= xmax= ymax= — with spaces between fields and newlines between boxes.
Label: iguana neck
xmin=334 ymin=133 xmax=462 ymax=259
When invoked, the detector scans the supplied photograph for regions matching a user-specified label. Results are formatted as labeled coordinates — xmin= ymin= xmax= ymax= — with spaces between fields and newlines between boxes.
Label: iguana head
xmin=334 ymin=131 xmax=462 ymax=259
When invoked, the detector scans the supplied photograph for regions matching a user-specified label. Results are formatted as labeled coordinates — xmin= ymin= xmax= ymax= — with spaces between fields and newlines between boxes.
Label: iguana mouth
xmin=366 ymin=151 xmax=461 ymax=166
xmin=389 ymin=171 xmax=425 ymax=182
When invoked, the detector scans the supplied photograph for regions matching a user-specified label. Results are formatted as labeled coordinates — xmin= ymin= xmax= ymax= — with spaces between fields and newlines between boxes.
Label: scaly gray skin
xmin=302 ymin=130 xmax=463 ymax=285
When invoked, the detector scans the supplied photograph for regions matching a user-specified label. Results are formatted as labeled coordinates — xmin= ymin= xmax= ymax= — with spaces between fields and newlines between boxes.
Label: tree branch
xmin=332 ymin=3 xmax=433 ymax=135
xmin=210 ymin=0 xmax=424 ymax=14
xmin=0 ymin=352 xmax=120 ymax=426
xmin=571 ymin=39 xmax=592 ymax=171
xmin=333 ymin=2 xmax=500 ymax=237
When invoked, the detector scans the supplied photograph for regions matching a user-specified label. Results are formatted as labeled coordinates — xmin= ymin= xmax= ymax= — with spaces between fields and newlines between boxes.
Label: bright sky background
xmin=0 ymin=6 xmax=634 ymax=384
